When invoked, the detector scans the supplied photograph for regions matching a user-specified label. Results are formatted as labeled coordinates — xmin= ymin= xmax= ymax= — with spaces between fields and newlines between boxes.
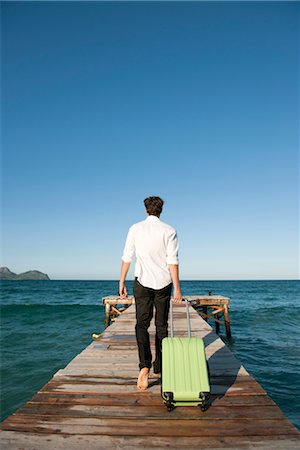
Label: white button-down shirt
xmin=122 ymin=215 xmax=179 ymax=289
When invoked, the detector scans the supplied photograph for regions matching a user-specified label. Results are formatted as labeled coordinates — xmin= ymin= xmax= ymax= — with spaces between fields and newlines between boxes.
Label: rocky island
xmin=0 ymin=267 xmax=50 ymax=280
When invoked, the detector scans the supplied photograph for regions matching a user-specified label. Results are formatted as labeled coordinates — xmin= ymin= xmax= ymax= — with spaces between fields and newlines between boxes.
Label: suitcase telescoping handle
xmin=170 ymin=298 xmax=191 ymax=338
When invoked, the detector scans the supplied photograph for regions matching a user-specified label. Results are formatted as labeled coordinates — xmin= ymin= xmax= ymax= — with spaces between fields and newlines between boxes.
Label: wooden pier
xmin=1 ymin=300 xmax=299 ymax=449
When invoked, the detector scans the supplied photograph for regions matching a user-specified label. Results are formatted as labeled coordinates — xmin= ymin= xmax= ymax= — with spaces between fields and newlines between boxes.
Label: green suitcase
xmin=161 ymin=299 xmax=210 ymax=411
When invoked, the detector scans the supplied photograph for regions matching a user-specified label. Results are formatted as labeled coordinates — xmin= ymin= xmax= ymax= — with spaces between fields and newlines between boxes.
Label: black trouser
xmin=133 ymin=277 xmax=172 ymax=373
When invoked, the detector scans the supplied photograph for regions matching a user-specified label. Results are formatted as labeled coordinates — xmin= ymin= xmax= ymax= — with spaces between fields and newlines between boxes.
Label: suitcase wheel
xmin=167 ymin=404 xmax=175 ymax=412
xmin=163 ymin=392 xmax=175 ymax=412
xmin=199 ymin=392 xmax=210 ymax=412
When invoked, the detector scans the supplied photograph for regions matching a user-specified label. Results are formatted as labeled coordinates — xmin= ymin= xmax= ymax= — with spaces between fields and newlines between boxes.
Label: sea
xmin=0 ymin=280 xmax=299 ymax=430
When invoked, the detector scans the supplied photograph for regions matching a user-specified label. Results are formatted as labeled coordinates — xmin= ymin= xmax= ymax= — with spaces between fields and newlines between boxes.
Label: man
xmin=119 ymin=196 xmax=183 ymax=390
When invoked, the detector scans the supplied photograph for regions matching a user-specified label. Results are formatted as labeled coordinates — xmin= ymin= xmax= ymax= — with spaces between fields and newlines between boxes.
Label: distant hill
xmin=0 ymin=267 xmax=50 ymax=280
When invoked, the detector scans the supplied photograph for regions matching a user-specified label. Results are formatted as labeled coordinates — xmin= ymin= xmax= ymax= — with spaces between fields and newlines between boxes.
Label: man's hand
xmin=173 ymin=288 xmax=183 ymax=304
xmin=119 ymin=281 xmax=128 ymax=299
xmin=119 ymin=261 xmax=131 ymax=299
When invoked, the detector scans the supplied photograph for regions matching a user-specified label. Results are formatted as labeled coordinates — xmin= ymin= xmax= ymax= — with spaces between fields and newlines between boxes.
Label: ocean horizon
xmin=20 ymin=278 xmax=299 ymax=281
xmin=1 ymin=279 xmax=299 ymax=431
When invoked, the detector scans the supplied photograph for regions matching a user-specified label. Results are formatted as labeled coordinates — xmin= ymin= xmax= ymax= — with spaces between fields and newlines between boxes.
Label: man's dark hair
xmin=144 ymin=196 xmax=164 ymax=217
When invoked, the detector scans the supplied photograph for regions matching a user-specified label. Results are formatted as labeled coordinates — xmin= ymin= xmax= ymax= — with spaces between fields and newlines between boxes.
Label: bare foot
xmin=137 ymin=368 xmax=149 ymax=390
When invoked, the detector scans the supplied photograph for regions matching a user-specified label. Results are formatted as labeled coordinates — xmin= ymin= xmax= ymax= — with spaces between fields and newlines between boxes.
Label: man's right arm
xmin=166 ymin=229 xmax=183 ymax=304
xmin=168 ymin=264 xmax=183 ymax=304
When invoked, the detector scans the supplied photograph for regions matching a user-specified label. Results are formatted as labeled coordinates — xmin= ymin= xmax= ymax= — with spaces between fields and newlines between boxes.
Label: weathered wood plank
xmin=54 ymin=369 xmax=249 ymax=378
xmin=2 ymin=417 xmax=299 ymax=436
xmin=28 ymin=392 xmax=275 ymax=407
xmin=37 ymin=383 xmax=269 ymax=396
xmin=15 ymin=403 xmax=287 ymax=420
xmin=1 ymin=431 xmax=299 ymax=450
xmin=45 ymin=374 xmax=260 ymax=384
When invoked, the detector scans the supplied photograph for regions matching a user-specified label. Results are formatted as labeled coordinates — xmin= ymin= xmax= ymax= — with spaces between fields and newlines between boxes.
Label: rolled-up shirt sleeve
xmin=166 ymin=230 xmax=179 ymax=265
xmin=121 ymin=225 xmax=135 ymax=263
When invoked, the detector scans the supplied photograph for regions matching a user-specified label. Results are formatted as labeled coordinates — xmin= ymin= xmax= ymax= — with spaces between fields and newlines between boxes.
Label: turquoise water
xmin=1 ymin=280 xmax=299 ymax=430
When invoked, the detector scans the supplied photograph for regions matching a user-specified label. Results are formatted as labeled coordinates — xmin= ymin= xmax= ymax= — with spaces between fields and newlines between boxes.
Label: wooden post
xmin=105 ymin=303 xmax=111 ymax=328
xmin=215 ymin=313 xmax=220 ymax=334
xmin=202 ymin=305 xmax=208 ymax=322
xmin=224 ymin=304 xmax=231 ymax=338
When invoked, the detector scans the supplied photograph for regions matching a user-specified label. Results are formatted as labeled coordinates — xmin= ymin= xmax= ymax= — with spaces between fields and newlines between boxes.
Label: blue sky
xmin=2 ymin=1 xmax=299 ymax=280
